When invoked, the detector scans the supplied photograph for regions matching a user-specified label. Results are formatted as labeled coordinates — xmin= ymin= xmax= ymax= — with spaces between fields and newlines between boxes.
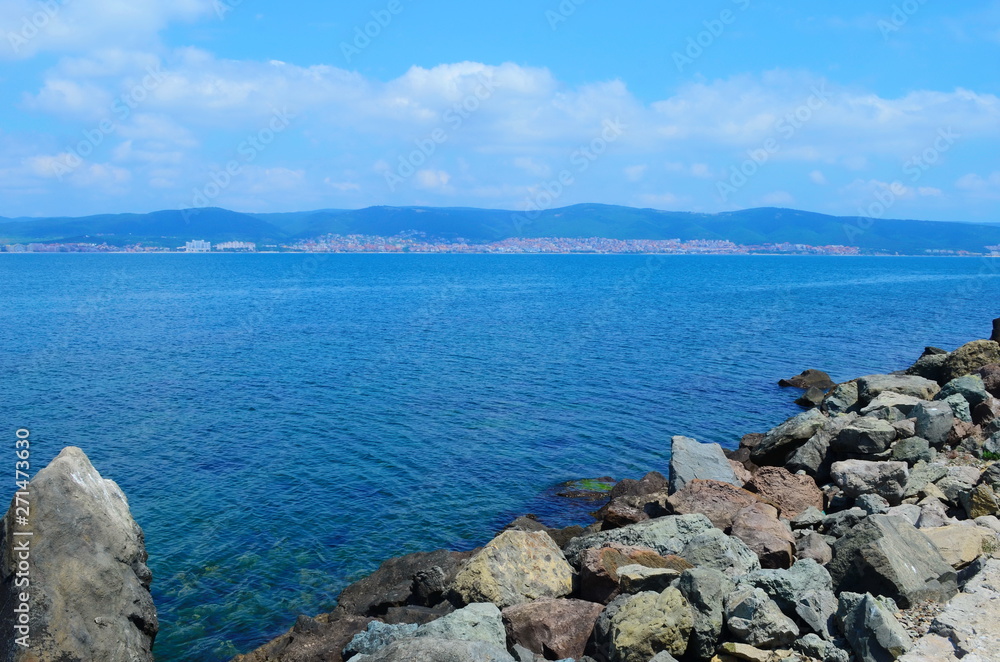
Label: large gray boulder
xmin=927 ymin=559 xmax=1000 ymax=659
xmin=913 ymin=402 xmax=955 ymax=447
xmin=349 ymin=637 xmax=516 ymax=662
xmin=724 ymin=585 xmax=799 ymax=648
xmin=857 ymin=374 xmax=940 ymax=404
xmin=837 ymin=592 xmax=912 ymax=662
xmin=751 ymin=409 xmax=828 ymax=464
xmin=822 ymin=382 xmax=860 ymax=415
xmin=0 ymin=447 xmax=157 ymax=662
xmin=832 ymin=418 xmax=898 ymax=455
xmin=743 ymin=559 xmax=833 ymax=616
xmin=828 ymin=515 xmax=958 ymax=607
xmin=562 ymin=514 xmax=715 ymax=566
xmin=831 ymin=460 xmax=909 ymax=505
xmin=677 ymin=568 xmax=734 ymax=660
xmin=679 ymin=527 xmax=761 ymax=577
xmin=936 ymin=375 xmax=991 ymax=409
xmin=668 ymin=436 xmax=742 ymax=493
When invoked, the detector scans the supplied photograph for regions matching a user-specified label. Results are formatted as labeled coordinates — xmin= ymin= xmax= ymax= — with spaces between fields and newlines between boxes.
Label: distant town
xmin=1 ymin=234 xmax=994 ymax=256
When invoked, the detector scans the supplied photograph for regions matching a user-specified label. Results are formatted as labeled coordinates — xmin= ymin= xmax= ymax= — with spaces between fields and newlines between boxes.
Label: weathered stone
xmin=0 ymin=447 xmax=157 ymax=662
xmin=885 ymin=504 xmax=922 ymax=527
xmin=861 ymin=392 xmax=923 ymax=417
xmin=618 ymin=564 xmax=682 ymax=594
xmin=502 ymin=598 xmax=603 ymax=661
xmin=936 ymin=375 xmax=991 ymax=409
xmin=451 ymin=531 xmax=573 ymax=608
xmin=415 ymin=602 xmax=507 ymax=647
xmin=348 ymin=637 xmax=516 ymax=662
xmin=832 ymin=418 xmax=898 ymax=455
xmin=929 ymin=559 xmax=1000 ymax=659
xmin=795 ymin=633 xmax=851 ymax=662
xmin=941 ymin=340 xmax=1000 ymax=383
xmin=903 ymin=461 xmax=948 ymax=499
xmin=563 ymin=514 xmax=715 ymax=567
xmin=785 ymin=431 xmax=834 ymax=481
xmin=730 ymin=503 xmax=796 ymax=569
xmin=906 ymin=351 xmax=949 ymax=383
xmin=608 ymin=589 xmax=693 ymax=662
xmin=725 ymin=586 xmax=799 ymax=648
xmin=752 ymin=410 xmax=829 ymax=465
xmin=891 ymin=437 xmax=933 ymax=466
xmin=896 ymin=634 xmax=960 ymax=662
xmin=820 ymin=508 xmax=868 ymax=539
xmin=893 ymin=418 xmax=917 ymax=439
xmin=232 ymin=612 xmax=374 ymax=662
xmin=669 ymin=436 xmax=743 ymax=493
xmin=823 ymin=382 xmax=860 ymax=415
xmin=937 ymin=476 xmax=974 ymax=508
xmin=795 ymin=589 xmax=839 ymax=640
xmin=962 ymin=483 xmax=999 ymax=518
xmin=678 ymin=567 xmax=734 ymax=660
xmin=795 ymin=533 xmax=832 ymax=565
xmin=780 ymin=369 xmax=836 ymax=391
xmin=831 ymin=460 xmax=909 ymax=505
xmin=796 ymin=387 xmax=827 ymax=409
xmin=344 ymin=622 xmax=420 ymax=658
xmin=790 ymin=506 xmax=824 ymax=530
xmin=857 ymin=374 xmax=940 ymax=404
xmin=743 ymin=558 xmax=833 ymax=616
xmin=922 ymin=525 xmax=997 ymax=569
xmin=980 ymin=364 xmax=1000 ymax=397
xmin=916 ymin=498 xmax=952 ymax=530
xmin=667 ymin=480 xmax=761 ymax=531
xmin=828 ymin=514 xmax=958 ymax=607
xmin=595 ymin=473 xmax=670 ymax=528
xmin=578 ymin=544 xmax=692 ymax=605
xmin=943 ymin=394 xmax=973 ymax=423
xmin=837 ymin=592 xmax=912 ymax=662
xmin=856 ymin=494 xmax=891 ymax=515
xmin=339 ymin=549 xmax=466 ymax=616
xmin=680 ymin=527 xmax=762 ymax=577
xmin=914 ymin=402 xmax=955 ymax=447
xmin=745 ymin=466 xmax=824 ymax=519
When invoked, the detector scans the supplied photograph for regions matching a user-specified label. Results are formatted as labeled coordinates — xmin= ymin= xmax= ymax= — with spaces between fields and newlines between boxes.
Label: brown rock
xmin=730 ymin=503 xmax=796 ymax=569
xmin=740 ymin=433 xmax=766 ymax=452
xmin=667 ymin=480 xmax=761 ymax=532
xmin=578 ymin=544 xmax=693 ymax=604
xmin=948 ymin=420 xmax=983 ymax=448
xmin=973 ymin=397 xmax=1000 ymax=428
xmin=503 ymin=598 xmax=603 ymax=660
xmin=942 ymin=340 xmax=1000 ymax=383
xmin=745 ymin=466 xmax=824 ymax=519
xmin=795 ymin=532 xmax=833 ymax=565
xmin=600 ymin=498 xmax=653 ymax=530
xmin=232 ymin=612 xmax=374 ymax=662
xmin=980 ymin=364 xmax=1000 ymax=398
xmin=595 ymin=472 xmax=671 ymax=530
xmin=336 ymin=549 xmax=470 ymax=616
xmin=993 ymin=318 xmax=1000 ymax=343
xmin=730 ymin=459 xmax=754 ymax=485
xmin=779 ymin=369 xmax=835 ymax=391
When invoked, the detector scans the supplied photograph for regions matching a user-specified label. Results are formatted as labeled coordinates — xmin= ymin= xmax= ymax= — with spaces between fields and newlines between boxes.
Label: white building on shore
xmin=184 ymin=240 xmax=211 ymax=252
xmin=214 ymin=241 xmax=257 ymax=252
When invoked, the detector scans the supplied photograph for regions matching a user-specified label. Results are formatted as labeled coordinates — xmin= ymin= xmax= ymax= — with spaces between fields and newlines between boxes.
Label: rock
xmin=922 ymin=525 xmax=997 ymax=569
xmin=730 ymin=459 xmax=754 ymax=485
xmin=906 ymin=352 xmax=949 ymax=383
xmin=980 ymin=364 xmax=1000 ymax=397
xmin=795 ymin=533 xmax=833 ymax=565
xmin=830 ymin=460 xmax=909 ymax=505
xmin=591 ymin=593 xmax=632 ymax=659
xmin=819 ymin=508 xmax=868 ymax=539
xmin=232 ymin=612 xmax=375 ymax=662
xmin=929 ymin=559 xmax=1000 ymax=659
xmin=832 ymin=418 xmax=898 ymax=455
xmin=861 ymin=393 xmax=924 ymax=418
xmin=348 ymin=637 xmax=516 ymax=662
xmin=595 ymin=473 xmax=671 ymax=528
xmin=730 ymin=503 xmax=796 ymax=570
xmin=823 ymin=382 xmax=860 ymax=415
xmin=608 ymin=589 xmax=693 ymax=662
xmin=344 ymin=621 xmax=420 ymax=658
xmin=795 ymin=633 xmax=851 ymax=662
xmin=943 ymin=394 xmax=973 ymax=423
xmin=677 ymin=567 xmax=734 ymax=660
xmin=415 ymin=602 xmax=507 ymax=647
xmin=383 ymin=605 xmax=454 ymax=626
xmin=837 ymin=592 xmax=912 ymax=662
xmin=617 ymin=564 xmax=682 ymax=594
xmin=563 ymin=514 xmax=715 ymax=567
xmin=743 ymin=558 xmax=833 ymax=615
xmin=941 ymin=340 xmax=1000 ymax=383
xmin=903 ymin=461 xmax=948 ymax=499
xmin=885 ymin=504 xmax=922 ymax=527
xmin=891 ymin=437 xmax=933 ymax=466
xmin=892 ymin=418 xmax=917 ymax=439
xmin=828 ymin=514 xmax=958 ymax=607
xmin=856 ymin=494 xmax=891 ymax=515
xmin=0 ymin=447 xmax=157 ymax=662
xmin=857 ymin=374 xmax=940 ymax=404
xmin=973 ymin=398 xmax=1000 ymax=428
xmin=790 ymin=506 xmax=824 ymax=530
xmin=745 ymin=466 xmax=824 ymax=519
xmin=648 ymin=652 xmax=680 ymax=662
xmin=780 ymin=369 xmax=836 ymax=391
xmin=914 ymin=402 xmax=955 ymax=447
xmin=578 ymin=544 xmax=691 ymax=604
xmin=993 ymin=319 xmax=1000 ymax=343
xmin=339 ymin=549 xmax=467 ymax=616
xmin=680 ymin=527 xmax=762 ymax=577
xmin=785 ymin=431 xmax=834 ymax=481
xmin=667 ymin=480 xmax=761 ymax=532
xmin=669 ymin=436 xmax=743 ymax=493
xmin=796 ymin=387 xmax=827 ymax=409
xmin=725 ymin=585 xmax=800 ymax=648
xmin=896 ymin=634 xmax=960 ymax=662
xmin=502 ymin=598 xmax=603 ymax=661
xmin=916 ymin=498 xmax=952 ymax=529
xmin=962 ymin=484 xmax=999 ymax=518
xmin=936 ymin=375 xmax=991 ymax=409
xmin=751 ymin=410 xmax=828 ymax=465
xmin=451 ymin=531 xmax=573 ymax=608
xmin=794 ymin=589 xmax=839 ymax=640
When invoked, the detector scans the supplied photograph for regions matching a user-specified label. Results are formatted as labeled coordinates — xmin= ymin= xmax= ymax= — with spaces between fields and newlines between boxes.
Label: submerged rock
xmin=780 ymin=369 xmax=836 ymax=391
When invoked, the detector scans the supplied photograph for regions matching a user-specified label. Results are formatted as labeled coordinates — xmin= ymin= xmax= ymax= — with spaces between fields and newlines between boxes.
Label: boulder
xmin=885 ymin=504 xmax=922 ymax=527
xmin=856 ymin=494 xmax=890 ymax=515
xmin=339 ymin=549 xmax=467 ymax=616
xmin=780 ymin=369 xmax=836 ymax=391
xmin=891 ymin=437 xmax=933 ymax=466
xmin=830 ymin=460 xmax=909 ymax=505
xmin=578 ymin=544 xmax=692 ymax=605
xmin=936 ymin=375 xmax=991 ymax=409
xmin=743 ymin=559 xmax=834 ymax=616
xmin=822 ymin=382 xmax=859 ymax=415
xmin=980 ymin=364 xmax=1000 ymax=397
xmin=832 ymin=418 xmax=897 ymax=455
xmin=861 ymin=392 xmax=923 ymax=417
xmin=730 ymin=503 xmax=796 ymax=569
xmin=795 ymin=633 xmax=851 ymax=662
xmin=914 ymin=402 xmax=956 ymax=447
xmin=348 ymin=637 xmax=516 ymax=662
xmin=941 ymin=340 xmax=1000 ymax=383
xmin=796 ymin=387 xmax=827 ymax=409
xmin=785 ymin=431 xmax=834 ymax=481
xmin=502 ymin=598 xmax=603 ymax=661
xmin=415 ymin=602 xmax=507 ymax=647
xmin=563 ymin=514 xmax=715 ymax=567
xmin=916 ymin=498 xmax=952 ymax=530
xmin=677 ymin=568 xmax=734 ymax=660
xmin=794 ymin=589 xmax=840 ymax=640
xmin=667 ymin=480 xmax=761 ymax=531
xmin=962 ymin=484 xmax=999 ymax=519
xmin=233 ymin=613 xmax=374 ymax=662
xmin=903 ymin=461 xmax=948 ymax=499
xmin=837 ymin=592 xmax=912 ymax=662
xmin=344 ymin=622 xmax=420 ymax=658
xmin=751 ymin=410 xmax=828 ymax=465
xmin=724 ymin=585 xmax=799 ymax=648
xmin=857 ymin=374 xmax=940 ymax=404
xmin=993 ymin=319 xmax=1000 ymax=343
xmin=669 ymin=436 xmax=743 ymax=493
xmin=928 ymin=559 xmax=1000 ymax=659
xmin=0 ymin=447 xmax=157 ymax=662
xmin=595 ymin=473 xmax=670 ymax=528
xmin=795 ymin=533 xmax=833 ymax=565
xmin=943 ymin=394 xmax=973 ymax=423
xmin=828 ymin=514 xmax=958 ymax=607
xmin=922 ymin=525 xmax=997 ymax=569
xmin=906 ymin=352 xmax=949 ymax=383
xmin=896 ymin=633 xmax=959 ymax=662
xmin=819 ymin=507 xmax=868 ymax=539
xmin=745 ymin=466 xmax=824 ymax=519
xmin=617 ymin=564 xmax=681 ymax=594
xmin=892 ymin=418 xmax=917 ymax=439
xmin=680 ymin=527 xmax=762 ymax=577
xmin=608 ymin=589 xmax=693 ymax=662
xmin=451 ymin=531 xmax=573 ymax=608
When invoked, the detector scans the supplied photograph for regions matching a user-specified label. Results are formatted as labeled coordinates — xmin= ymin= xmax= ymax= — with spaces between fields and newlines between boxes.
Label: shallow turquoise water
xmin=1 ymin=254 xmax=997 ymax=660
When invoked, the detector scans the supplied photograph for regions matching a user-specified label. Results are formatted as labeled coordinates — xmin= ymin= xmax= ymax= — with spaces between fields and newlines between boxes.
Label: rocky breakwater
xmin=0 ymin=446 xmax=157 ymax=662
xmin=235 ymin=327 xmax=1000 ymax=662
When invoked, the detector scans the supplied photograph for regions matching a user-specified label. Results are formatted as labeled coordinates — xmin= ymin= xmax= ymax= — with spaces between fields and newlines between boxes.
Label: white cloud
xmin=759 ymin=191 xmax=795 ymax=206
xmin=624 ymin=164 xmax=647 ymax=181
xmin=810 ymin=170 xmax=827 ymax=185
xmin=414 ymin=169 xmax=451 ymax=190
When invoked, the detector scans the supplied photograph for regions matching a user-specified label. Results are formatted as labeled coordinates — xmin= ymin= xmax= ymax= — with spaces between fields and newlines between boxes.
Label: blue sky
xmin=1 ymin=0 xmax=998 ymax=221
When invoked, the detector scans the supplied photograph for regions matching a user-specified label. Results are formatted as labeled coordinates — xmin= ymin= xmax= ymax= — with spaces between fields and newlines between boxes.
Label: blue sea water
xmin=1 ymin=254 xmax=998 ymax=660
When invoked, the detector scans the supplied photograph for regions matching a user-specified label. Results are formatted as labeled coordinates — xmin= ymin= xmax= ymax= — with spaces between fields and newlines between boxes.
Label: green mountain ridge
xmin=1 ymin=205 xmax=999 ymax=254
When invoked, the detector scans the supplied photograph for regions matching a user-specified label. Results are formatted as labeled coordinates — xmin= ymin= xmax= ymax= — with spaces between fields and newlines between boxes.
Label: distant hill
xmin=1 ymin=204 xmax=999 ymax=254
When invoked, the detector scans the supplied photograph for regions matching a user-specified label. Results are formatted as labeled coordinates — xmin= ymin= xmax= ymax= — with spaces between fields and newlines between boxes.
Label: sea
xmin=1 ymin=254 xmax=998 ymax=661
